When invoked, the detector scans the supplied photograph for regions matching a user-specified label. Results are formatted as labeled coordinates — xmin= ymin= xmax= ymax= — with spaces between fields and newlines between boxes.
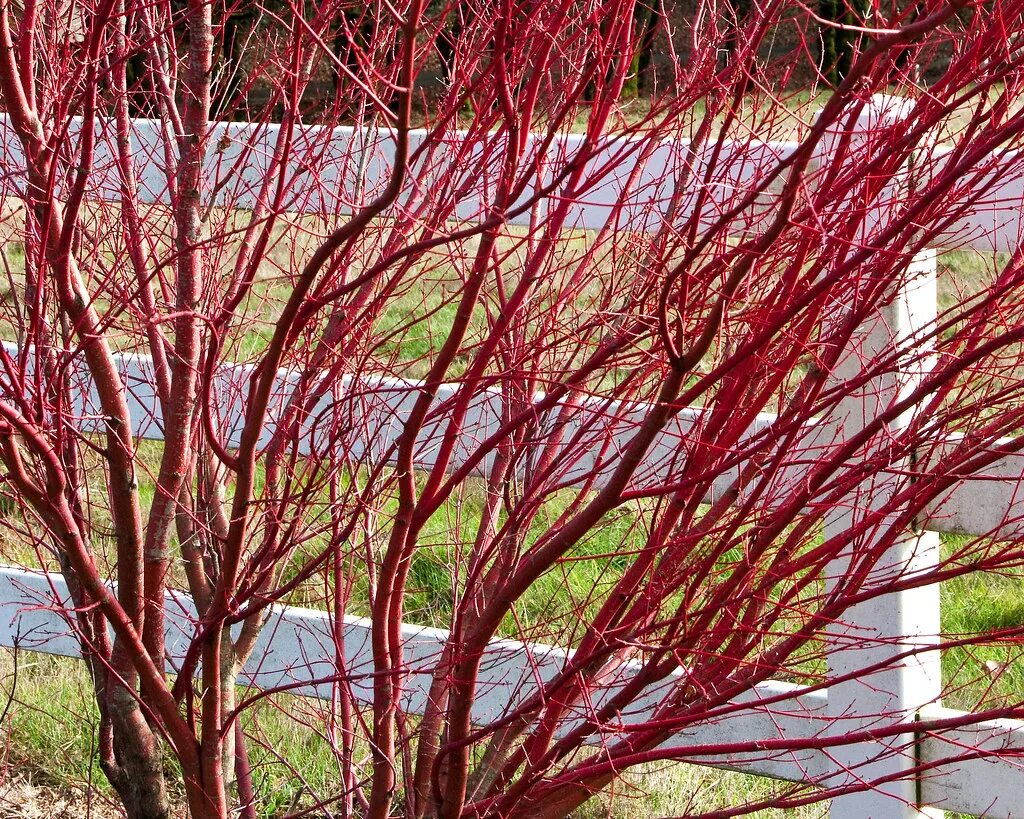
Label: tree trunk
xmin=103 ymin=686 xmax=170 ymax=819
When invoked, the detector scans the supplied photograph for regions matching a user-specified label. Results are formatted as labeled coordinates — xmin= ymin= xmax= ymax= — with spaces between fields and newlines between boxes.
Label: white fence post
xmin=822 ymin=98 xmax=943 ymax=819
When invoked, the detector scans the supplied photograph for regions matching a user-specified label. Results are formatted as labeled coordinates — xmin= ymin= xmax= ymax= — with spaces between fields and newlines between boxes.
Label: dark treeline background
xmin=137 ymin=0 xmax=952 ymax=121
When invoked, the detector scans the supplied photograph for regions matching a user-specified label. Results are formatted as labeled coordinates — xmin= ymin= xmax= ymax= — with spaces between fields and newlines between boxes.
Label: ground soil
xmin=0 ymin=776 xmax=125 ymax=819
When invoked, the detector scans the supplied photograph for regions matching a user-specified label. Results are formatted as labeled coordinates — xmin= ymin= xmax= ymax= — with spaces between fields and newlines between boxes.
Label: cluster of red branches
xmin=0 ymin=0 xmax=1023 ymax=817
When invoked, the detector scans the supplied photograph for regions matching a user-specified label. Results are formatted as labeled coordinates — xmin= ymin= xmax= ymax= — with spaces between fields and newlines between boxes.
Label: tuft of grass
xmin=0 ymin=648 xmax=840 ymax=818
xmin=940 ymin=537 xmax=1024 ymax=712
xmin=0 ymin=651 xmax=110 ymax=798
xmin=572 ymin=762 xmax=830 ymax=818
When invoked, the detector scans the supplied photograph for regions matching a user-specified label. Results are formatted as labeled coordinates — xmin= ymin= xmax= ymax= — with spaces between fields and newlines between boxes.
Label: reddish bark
xmin=1 ymin=1 xmax=1024 ymax=818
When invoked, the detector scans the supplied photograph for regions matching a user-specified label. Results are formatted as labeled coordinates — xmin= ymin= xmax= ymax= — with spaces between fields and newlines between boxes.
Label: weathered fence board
xmin=0 ymin=565 xmax=1021 ymax=816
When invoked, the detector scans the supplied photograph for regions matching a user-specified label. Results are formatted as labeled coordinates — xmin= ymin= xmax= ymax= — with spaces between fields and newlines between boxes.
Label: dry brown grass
xmin=0 ymin=776 xmax=129 ymax=819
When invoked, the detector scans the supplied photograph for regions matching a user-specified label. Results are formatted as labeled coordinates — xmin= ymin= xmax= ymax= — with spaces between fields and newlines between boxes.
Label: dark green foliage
xmin=819 ymin=0 xmax=872 ymax=84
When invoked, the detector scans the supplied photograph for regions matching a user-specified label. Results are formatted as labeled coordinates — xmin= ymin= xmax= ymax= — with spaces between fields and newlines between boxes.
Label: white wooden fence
xmin=2 ymin=97 xmax=1024 ymax=816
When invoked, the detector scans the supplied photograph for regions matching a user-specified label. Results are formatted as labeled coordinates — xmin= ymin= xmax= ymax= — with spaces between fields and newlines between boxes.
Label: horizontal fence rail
xmin=10 ymin=341 xmax=1021 ymax=540
xmin=0 ymin=565 xmax=1021 ymax=817
xmin=0 ymin=116 xmax=1023 ymax=249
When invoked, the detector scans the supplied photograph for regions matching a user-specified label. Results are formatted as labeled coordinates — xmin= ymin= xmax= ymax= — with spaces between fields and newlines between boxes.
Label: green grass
xmin=0 ymin=185 xmax=1021 ymax=814
xmin=0 ymin=413 xmax=1012 ymax=815
xmin=941 ymin=543 xmax=1024 ymax=713
xmin=0 ymin=650 xmax=836 ymax=818
xmin=0 ymin=493 xmax=1018 ymax=816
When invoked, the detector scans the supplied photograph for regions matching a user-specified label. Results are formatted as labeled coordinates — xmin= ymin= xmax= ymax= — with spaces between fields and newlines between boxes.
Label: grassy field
xmin=0 ymin=648 xmax=837 ymax=818
xmin=0 ymin=280 xmax=1018 ymax=819
xmin=0 ymin=178 xmax=1018 ymax=814
xmin=0 ymin=539 xmax=1005 ymax=818
xmin=0 ymin=241 xmax=1017 ymax=815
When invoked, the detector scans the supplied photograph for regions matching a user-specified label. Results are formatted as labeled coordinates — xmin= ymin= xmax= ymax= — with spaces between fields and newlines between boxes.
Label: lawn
xmin=0 ymin=249 xmax=1018 ymax=818
xmin=0 ymin=118 xmax=1019 ymax=816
